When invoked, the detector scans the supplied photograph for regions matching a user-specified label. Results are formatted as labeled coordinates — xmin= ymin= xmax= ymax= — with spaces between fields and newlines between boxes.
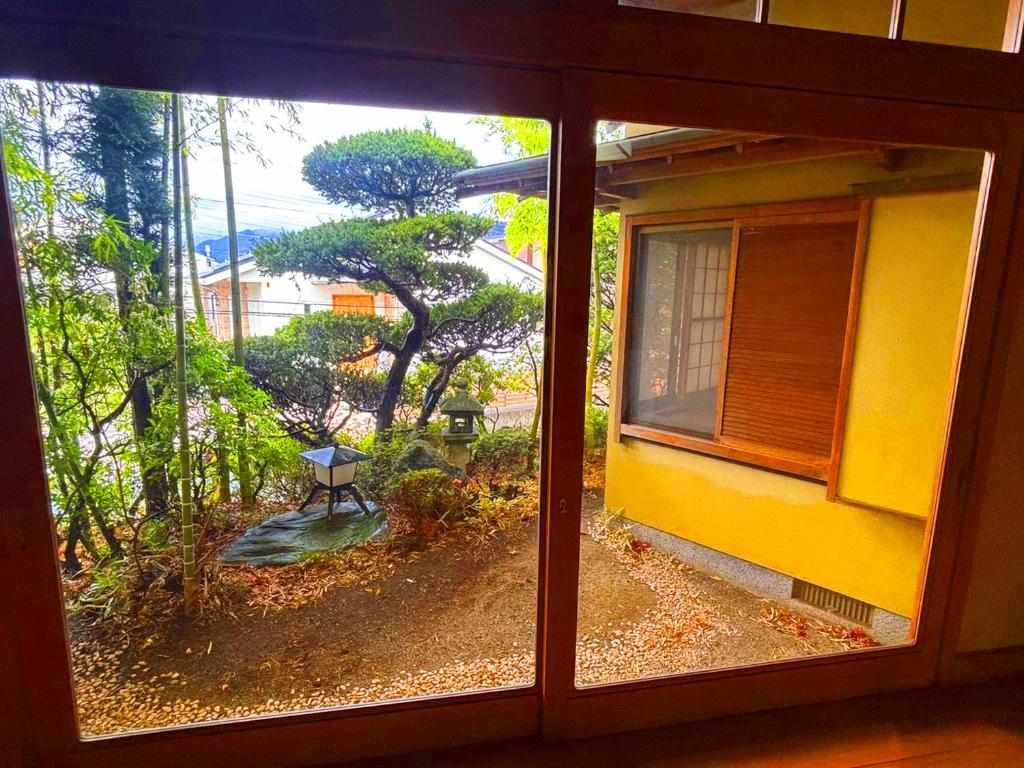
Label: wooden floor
xmin=335 ymin=677 xmax=1024 ymax=767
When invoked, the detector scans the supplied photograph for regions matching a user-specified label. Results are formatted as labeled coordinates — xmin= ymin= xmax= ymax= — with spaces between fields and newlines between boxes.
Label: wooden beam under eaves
xmin=602 ymin=131 xmax=776 ymax=163
xmin=598 ymin=138 xmax=881 ymax=187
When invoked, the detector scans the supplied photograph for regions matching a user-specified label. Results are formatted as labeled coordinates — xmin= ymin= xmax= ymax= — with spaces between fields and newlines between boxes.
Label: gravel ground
xmin=72 ymin=520 xmax=874 ymax=736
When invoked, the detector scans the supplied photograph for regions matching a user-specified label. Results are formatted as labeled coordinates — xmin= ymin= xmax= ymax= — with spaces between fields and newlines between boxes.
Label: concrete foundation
xmin=627 ymin=519 xmax=913 ymax=646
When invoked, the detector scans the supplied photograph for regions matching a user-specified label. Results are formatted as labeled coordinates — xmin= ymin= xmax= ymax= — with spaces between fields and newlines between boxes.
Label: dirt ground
xmin=69 ymin=488 xmax=878 ymax=735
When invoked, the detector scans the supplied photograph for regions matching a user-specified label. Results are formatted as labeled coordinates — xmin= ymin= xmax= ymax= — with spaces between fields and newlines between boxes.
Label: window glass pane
xmin=625 ymin=226 xmax=731 ymax=437
xmin=768 ymin=0 xmax=892 ymax=37
xmin=903 ymin=0 xmax=1012 ymax=50
xmin=550 ymin=119 xmax=984 ymax=687
xmin=620 ymin=0 xmax=757 ymax=21
xmin=2 ymin=80 xmax=547 ymax=735
xmin=622 ymin=0 xmax=1017 ymax=51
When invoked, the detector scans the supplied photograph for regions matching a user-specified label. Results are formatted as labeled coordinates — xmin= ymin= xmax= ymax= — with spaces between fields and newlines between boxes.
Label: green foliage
xmin=250 ymin=435 xmax=311 ymax=504
xmin=256 ymin=126 xmax=544 ymax=434
xmin=498 ymin=195 xmax=549 ymax=261
xmin=405 ymin=355 xmax=502 ymax=421
xmin=477 ymin=116 xmax=620 ymax=411
xmin=70 ymin=560 xmax=130 ymax=621
xmin=474 ymin=117 xmax=551 ymax=257
xmin=150 ymin=324 xmax=282 ymax=512
xmin=66 ymin=86 xmax=167 ymax=243
xmin=302 ymin=128 xmax=476 ymax=218
xmin=355 ymin=429 xmax=413 ymax=500
xmin=255 ymin=213 xmax=492 ymax=297
xmin=387 ymin=468 xmax=472 ymax=526
xmin=472 ymin=116 xmax=551 ymax=160
xmin=245 ymin=310 xmax=396 ymax=445
xmin=585 ymin=406 xmax=609 ymax=456
xmin=470 ymin=428 xmax=534 ymax=492
xmin=427 ymin=283 xmax=544 ymax=357
xmin=17 ymin=169 xmax=168 ymax=569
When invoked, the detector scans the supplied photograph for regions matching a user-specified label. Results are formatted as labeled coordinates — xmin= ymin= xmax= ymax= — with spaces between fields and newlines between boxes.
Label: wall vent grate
xmin=792 ymin=579 xmax=874 ymax=626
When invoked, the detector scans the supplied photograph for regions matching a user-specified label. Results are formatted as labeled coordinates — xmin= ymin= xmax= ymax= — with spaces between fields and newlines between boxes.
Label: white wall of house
xmin=197 ymin=238 xmax=542 ymax=338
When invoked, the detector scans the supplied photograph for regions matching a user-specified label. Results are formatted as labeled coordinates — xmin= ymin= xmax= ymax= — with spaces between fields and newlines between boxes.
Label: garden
xmin=2 ymin=83 xmax=879 ymax=736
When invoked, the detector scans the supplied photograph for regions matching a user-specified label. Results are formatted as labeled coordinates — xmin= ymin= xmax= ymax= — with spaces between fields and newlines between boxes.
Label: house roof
xmin=454 ymin=127 xmax=888 ymax=209
xmin=201 ymin=233 xmax=541 ymax=287
xmin=201 ymin=252 xmax=257 ymax=281
xmin=484 ymin=221 xmax=508 ymax=242
xmin=195 ymin=229 xmax=282 ymax=265
xmin=472 ymin=237 xmax=543 ymax=284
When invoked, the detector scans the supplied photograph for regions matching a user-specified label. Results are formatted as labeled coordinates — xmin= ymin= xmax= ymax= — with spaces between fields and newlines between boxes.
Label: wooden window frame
xmin=1 ymin=4 xmax=1023 ymax=765
xmin=547 ymin=68 xmax=1022 ymax=741
xmin=613 ymin=199 xmax=868 ymax=484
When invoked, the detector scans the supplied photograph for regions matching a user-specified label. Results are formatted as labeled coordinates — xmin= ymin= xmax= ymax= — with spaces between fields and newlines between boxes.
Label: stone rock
xmin=394 ymin=439 xmax=465 ymax=479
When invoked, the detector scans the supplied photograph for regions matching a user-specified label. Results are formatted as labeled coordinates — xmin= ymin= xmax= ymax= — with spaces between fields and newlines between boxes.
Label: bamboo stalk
xmin=177 ymin=97 xmax=206 ymax=327
xmin=218 ymin=96 xmax=254 ymax=511
xmin=172 ymin=94 xmax=199 ymax=616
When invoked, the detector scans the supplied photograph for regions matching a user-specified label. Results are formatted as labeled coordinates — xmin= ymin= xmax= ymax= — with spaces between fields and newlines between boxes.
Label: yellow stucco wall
xmin=769 ymin=0 xmax=892 ymax=38
xmin=768 ymin=0 xmax=1007 ymax=49
xmin=903 ymin=0 xmax=1009 ymax=50
xmin=607 ymin=150 xmax=982 ymax=617
xmin=836 ymin=191 xmax=975 ymax=517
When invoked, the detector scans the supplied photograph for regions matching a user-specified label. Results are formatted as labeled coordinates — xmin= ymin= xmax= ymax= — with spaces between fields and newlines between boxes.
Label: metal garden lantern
xmin=439 ymin=379 xmax=484 ymax=469
xmin=297 ymin=446 xmax=372 ymax=519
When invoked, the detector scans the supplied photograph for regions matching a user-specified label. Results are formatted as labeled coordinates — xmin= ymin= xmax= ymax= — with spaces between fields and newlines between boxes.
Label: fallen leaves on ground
xmin=70 ymin=494 xmax=881 ymax=736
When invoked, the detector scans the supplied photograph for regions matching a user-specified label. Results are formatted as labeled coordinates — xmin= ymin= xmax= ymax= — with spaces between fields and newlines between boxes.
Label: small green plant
xmin=71 ymin=561 xmax=130 ymax=623
xmin=470 ymin=427 xmax=534 ymax=494
xmin=388 ymin=468 xmax=473 ymax=531
xmin=462 ymin=490 xmax=537 ymax=547
xmin=584 ymin=406 xmax=609 ymax=456
xmin=356 ymin=428 xmax=413 ymax=500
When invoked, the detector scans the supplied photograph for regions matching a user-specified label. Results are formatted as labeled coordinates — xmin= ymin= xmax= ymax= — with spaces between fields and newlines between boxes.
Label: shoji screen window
xmin=625 ymin=226 xmax=731 ymax=437
xmin=620 ymin=203 xmax=865 ymax=480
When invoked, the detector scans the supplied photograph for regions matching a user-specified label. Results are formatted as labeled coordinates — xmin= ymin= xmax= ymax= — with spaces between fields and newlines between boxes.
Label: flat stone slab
xmin=220 ymin=502 xmax=386 ymax=567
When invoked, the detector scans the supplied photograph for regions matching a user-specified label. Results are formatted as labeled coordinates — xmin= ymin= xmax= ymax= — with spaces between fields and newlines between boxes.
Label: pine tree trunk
xmin=63 ymin=514 xmax=85 ymax=575
xmin=376 ymin=313 xmax=429 ymax=434
xmin=172 ymin=95 xmax=200 ymax=616
xmin=218 ymin=97 xmax=254 ymax=510
xmin=102 ymin=135 xmax=168 ymax=519
xmin=416 ymin=361 xmax=457 ymax=430
xmin=177 ymin=98 xmax=206 ymax=328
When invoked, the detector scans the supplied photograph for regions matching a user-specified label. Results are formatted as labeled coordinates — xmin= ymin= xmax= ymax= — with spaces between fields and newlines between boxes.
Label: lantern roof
xmin=299 ymin=445 xmax=371 ymax=468
xmin=439 ymin=380 xmax=485 ymax=415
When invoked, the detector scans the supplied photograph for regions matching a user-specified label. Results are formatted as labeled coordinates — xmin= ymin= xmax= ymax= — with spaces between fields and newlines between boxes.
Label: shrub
xmin=470 ymin=428 xmax=534 ymax=492
xmin=394 ymin=439 xmax=463 ymax=478
xmin=355 ymin=429 xmax=412 ymax=501
xmin=251 ymin=436 xmax=309 ymax=505
xmin=584 ymin=406 xmax=609 ymax=456
xmin=388 ymin=468 xmax=473 ymax=531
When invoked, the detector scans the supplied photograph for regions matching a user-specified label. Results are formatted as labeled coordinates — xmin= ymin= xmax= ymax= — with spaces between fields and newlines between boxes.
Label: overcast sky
xmin=181 ymin=97 xmax=533 ymax=244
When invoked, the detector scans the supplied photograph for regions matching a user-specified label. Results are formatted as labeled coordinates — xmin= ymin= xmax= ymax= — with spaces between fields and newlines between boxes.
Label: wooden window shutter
xmin=719 ymin=216 xmax=859 ymax=468
xmin=333 ymin=293 xmax=376 ymax=315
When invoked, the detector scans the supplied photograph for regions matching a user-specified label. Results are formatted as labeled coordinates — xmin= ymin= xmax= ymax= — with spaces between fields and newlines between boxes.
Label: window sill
xmin=617 ymin=422 xmax=830 ymax=481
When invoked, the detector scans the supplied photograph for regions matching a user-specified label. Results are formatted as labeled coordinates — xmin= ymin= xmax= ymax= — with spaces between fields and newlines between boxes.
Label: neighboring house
xmin=456 ymin=125 xmax=984 ymax=639
xmin=195 ymin=224 xmax=542 ymax=340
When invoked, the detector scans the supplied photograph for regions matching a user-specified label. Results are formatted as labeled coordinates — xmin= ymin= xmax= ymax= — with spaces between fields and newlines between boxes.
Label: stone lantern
xmin=297 ymin=445 xmax=372 ymax=519
xmin=439 ymin=378 xmax=484 ymax=469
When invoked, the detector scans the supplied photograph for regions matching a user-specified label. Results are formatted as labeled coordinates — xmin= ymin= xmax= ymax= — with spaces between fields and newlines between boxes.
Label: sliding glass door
xmin=1 ymin=27 xmax=1022 ymax=765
